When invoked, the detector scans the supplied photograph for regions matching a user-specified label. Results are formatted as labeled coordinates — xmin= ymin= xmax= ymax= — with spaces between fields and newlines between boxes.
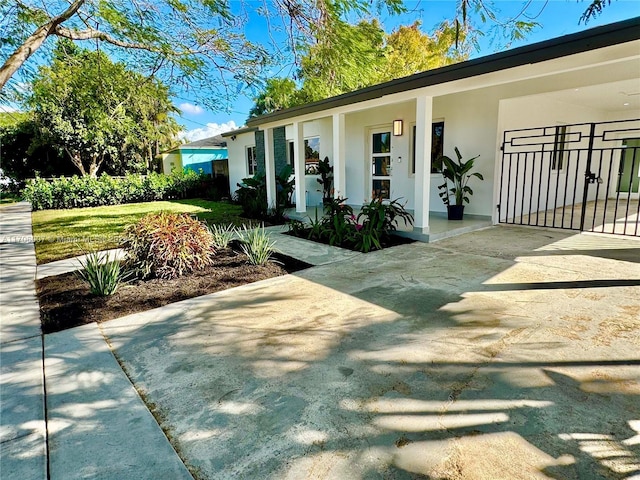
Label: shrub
xmin=234 ymin=165 xmax=294 ymax=222
xmin=76 ymin=250 xmax=126 ymax=296
xmin=237 ymin=224 xmax=277 ymax=266
xmin=208 ymin=223 xmax=236 ymax=249
xmin=235 ymin=173 xmax=268 ymax=219
xmin=22 ymin=170 xmax=213 ymax=210
xmin=287 ymin=197 xmax=414 ymax=253
xmin=123 ymin=212 xmax=215 ymax=279
xmin=355 ymin=198 xmax=414 ymax=252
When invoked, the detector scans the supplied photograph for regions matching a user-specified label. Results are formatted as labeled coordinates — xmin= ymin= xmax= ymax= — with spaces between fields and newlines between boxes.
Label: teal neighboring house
xmin=161 ymin=135 xmax=229 ymax=178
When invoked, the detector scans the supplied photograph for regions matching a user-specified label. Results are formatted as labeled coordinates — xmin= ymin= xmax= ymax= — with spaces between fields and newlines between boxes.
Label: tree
xmin=298 ymin=19 xmax=387 ymax=102
xmin=0 ymin=113 xmax=72 ymax=180
xmin=29 ymin=41 xmax=180 ymax=177
xmin=249 ymin=19 xmax=471 ymax=114
xmin=248 ymin=78 xmax=302 ymax=118
xmin=380 ymin=21 xmax=468 ymax=81
xmin=0 ymin=0 xmax=270 ymax=104
xmin=0 ymin=0 xmax=407 ymax=106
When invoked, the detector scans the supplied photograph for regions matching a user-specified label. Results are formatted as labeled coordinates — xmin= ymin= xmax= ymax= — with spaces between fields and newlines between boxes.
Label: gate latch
xmin=585 ymin=172 xmax=602 ymax=184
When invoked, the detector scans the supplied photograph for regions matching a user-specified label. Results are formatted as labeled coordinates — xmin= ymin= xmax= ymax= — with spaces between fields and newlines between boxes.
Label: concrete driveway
xmin=98 ymin=226 xmax=640 ymax=480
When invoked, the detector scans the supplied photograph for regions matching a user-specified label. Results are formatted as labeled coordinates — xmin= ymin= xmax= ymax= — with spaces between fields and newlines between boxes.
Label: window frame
xmin=246 ymin=145 xmax=257 ymax=176
xmin=410 ymin=119 xmax=445 ymax=176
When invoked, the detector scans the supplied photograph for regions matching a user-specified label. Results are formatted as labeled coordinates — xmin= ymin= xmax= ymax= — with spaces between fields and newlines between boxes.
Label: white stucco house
xmin=223 ymin=17 xmax=640 ymax=240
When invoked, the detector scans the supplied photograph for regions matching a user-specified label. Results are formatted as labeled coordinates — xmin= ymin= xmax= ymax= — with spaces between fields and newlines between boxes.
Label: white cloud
xmin=0 ymin=104 xmax=21 ymax=114
xmin=179 ymin=102 xmax=204 ymax=115
xmin=180 ymin=121 xmax=239 ymax=142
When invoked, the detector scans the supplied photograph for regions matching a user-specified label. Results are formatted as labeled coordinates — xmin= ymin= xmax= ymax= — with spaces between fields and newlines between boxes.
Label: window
xmin=287 ymin=140 xmax=295 ymax=174
xmin=247 ymin=146 xmax=257 ymax=175
xmin=552 ymin=125 xmax=568 ymax=171
xmin=304 ymin=136 xmax=320 ymax=174
xmin=411 ymin=121 xmax=445 ymax=174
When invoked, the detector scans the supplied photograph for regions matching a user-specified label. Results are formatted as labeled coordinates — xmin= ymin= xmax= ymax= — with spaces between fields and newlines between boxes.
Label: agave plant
xmin=437 ymin=147 xmax=484 ymax=206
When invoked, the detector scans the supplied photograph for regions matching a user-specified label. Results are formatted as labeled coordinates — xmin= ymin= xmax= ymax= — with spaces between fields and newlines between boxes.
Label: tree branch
xmin=53 ymin=26 xmax=156 ymax=52
xmin=0 ymin=0 xmax=86 ymax=91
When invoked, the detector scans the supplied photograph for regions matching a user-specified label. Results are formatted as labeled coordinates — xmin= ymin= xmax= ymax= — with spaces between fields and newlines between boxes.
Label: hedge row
xmin=23 ymin=171 xmax=212 ymax=210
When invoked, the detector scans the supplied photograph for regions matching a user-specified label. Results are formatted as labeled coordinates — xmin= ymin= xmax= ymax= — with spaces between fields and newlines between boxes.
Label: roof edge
xmin=221 ymin=126 xmax=258 ymax=137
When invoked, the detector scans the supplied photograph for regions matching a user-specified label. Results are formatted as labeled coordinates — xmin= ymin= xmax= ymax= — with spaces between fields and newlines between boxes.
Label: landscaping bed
xmin=37 ymin=249 xmax=310 ymax=334
xmin=284 ymin=228 xmax=414 ymax=250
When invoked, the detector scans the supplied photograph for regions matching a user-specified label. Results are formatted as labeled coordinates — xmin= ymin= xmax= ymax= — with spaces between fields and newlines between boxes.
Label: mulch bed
xmin=37 ymin=249 xmax=310 ymax=334
xmin=284 ymin=229 xmax=415 ymax=251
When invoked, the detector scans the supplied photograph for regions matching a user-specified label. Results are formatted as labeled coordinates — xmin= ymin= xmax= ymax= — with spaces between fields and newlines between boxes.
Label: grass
xmin=31 ymin=199 xmax=245 ymax=264
xmin=0 ymin=192 xmax=21 ymax=205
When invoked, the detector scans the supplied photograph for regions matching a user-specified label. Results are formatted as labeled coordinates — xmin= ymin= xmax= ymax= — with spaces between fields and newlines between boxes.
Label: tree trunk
xmin=66 ymin=148 xmax=87 ymax=176
xmin=0 ymin=0 xmax=86 ymax=91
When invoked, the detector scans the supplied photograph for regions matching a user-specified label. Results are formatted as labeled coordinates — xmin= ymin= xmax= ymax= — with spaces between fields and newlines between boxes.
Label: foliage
xmin=0 ymin=113 xmax=72 ymax=181
xmin=250 ymin=19 xmax=471 ymax=113
xmin=580 ymin=0 xmax=614 ymax=24
xmin=123 ymin=212 xmax=215 ymax=280
xmin=22 ymin=170 xmax=212 ymax=211
xmin=437 ymin=147 xmax=484 ymax=206
xmin=288 ymin=197 xmax=413 ymax=253
xmin=316 ymin=157 xmax=334 ymax=204
xmin=28 ymin=41 xmax=180 ymax=177
xmin=0 ymin=0 xmax=270 ymax=103
xmin=208 ymin=223 xmax=236 ymax=250
xmin=248 ymin=78 xmax=302 ymax=118
xmin=320 ymin=197 xmax=355 ymax=246
xmin=76 ymin=250 xmax=127 ymax=296
xmin=235 ymin=172 xmax=268 ymax=219
xmin=237 ymin=225 xmax=277 ymax=266
xmin=299 ymin=19 xmax=387 ymax=102
xmin=356 ymin=198 xmax=414 ymax=252
xmin=31 ymin=199 xmax=244 ymax=264
xmin=235 ymin=165 xmax=294 ymax=221
xmin=380 ymin=21 xmax=468 ymax=81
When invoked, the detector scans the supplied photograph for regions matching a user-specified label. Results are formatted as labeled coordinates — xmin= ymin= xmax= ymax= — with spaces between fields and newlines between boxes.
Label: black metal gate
xmin=498 ymin=119 xmax=640 ymax=237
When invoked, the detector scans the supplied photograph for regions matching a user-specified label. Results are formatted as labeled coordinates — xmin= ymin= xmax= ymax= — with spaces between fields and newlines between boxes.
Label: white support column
xmin=414 ymin=95 xmax=433 ymax=233
xmin=292 ymin=121 xmax=306 ymax=212
xmin=263 ymin=128 xmax=277 ymax=210
xmin=332 ymin=113 xmax=346 ymax=199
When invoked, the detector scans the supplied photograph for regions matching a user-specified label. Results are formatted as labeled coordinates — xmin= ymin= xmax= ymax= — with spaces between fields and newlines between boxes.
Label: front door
xmin=371 ymin=128 xmax=392 ymax=200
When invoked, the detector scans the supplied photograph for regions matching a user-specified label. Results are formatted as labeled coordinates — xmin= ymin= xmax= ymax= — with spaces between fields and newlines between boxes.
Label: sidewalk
xmin=0 ymin=202 xmax=47 ymax=479
xmin=0 ymin=202 xmax=192 ymax=480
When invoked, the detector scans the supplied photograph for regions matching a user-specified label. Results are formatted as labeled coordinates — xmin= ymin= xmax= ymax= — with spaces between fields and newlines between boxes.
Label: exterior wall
xmin=227 ymin=131 xmax=257 ymax=198
xmin=180 ymin=148 xmax=228 ymax=176
xmin=161 ymin=151 xmax=182 ymax=174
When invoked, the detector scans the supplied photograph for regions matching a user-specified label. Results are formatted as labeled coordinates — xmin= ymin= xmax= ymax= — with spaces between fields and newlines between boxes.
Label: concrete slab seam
xmin=96 ymin=323 xmax=194 ymax=479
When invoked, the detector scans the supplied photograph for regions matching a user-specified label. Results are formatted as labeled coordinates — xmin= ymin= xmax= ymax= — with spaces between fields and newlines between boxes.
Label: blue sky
xmin=178 ymin=0 xmax=640 ymax=141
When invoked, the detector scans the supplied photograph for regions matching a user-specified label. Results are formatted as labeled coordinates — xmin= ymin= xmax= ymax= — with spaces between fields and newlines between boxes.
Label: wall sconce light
xmin=393 ymin=119 xmax=403 ymax=136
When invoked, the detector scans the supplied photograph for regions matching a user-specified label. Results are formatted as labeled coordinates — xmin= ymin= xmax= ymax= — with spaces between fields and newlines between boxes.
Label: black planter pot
xmin=447 ymin=205 xmax=465 ymax=220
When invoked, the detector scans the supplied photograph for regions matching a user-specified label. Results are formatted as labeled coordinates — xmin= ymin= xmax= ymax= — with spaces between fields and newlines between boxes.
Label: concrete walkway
xmin=101 ymin=226 xmax=640 ymax=479
xmin=3 ymin=202 xmax=639 ymax=479
xmin=0 ymin=203 xmax=191 ymax=479
xmin=0 ymin=202 xmax=46 ymax=480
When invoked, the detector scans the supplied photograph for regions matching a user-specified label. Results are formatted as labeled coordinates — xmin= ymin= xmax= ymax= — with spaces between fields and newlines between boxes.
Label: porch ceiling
xmin=541 ymin=78 xmax=640 ymax=112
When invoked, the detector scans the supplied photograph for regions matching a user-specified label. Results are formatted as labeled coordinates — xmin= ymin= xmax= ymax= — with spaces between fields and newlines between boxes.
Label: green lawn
xmin=32 ymin=199 xmax=245 ymax=264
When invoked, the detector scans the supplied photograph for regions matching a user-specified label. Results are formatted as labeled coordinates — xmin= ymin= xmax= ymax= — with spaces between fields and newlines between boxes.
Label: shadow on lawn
xmin=85 ymin=227 xmax=639 ymax=479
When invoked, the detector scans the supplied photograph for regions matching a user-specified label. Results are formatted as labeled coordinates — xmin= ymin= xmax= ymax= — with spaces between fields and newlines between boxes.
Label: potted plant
xmin=437 ymin=147 xmax=483 ymax=220
xmin=316 ymin=156 xmax=334 ymax=205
